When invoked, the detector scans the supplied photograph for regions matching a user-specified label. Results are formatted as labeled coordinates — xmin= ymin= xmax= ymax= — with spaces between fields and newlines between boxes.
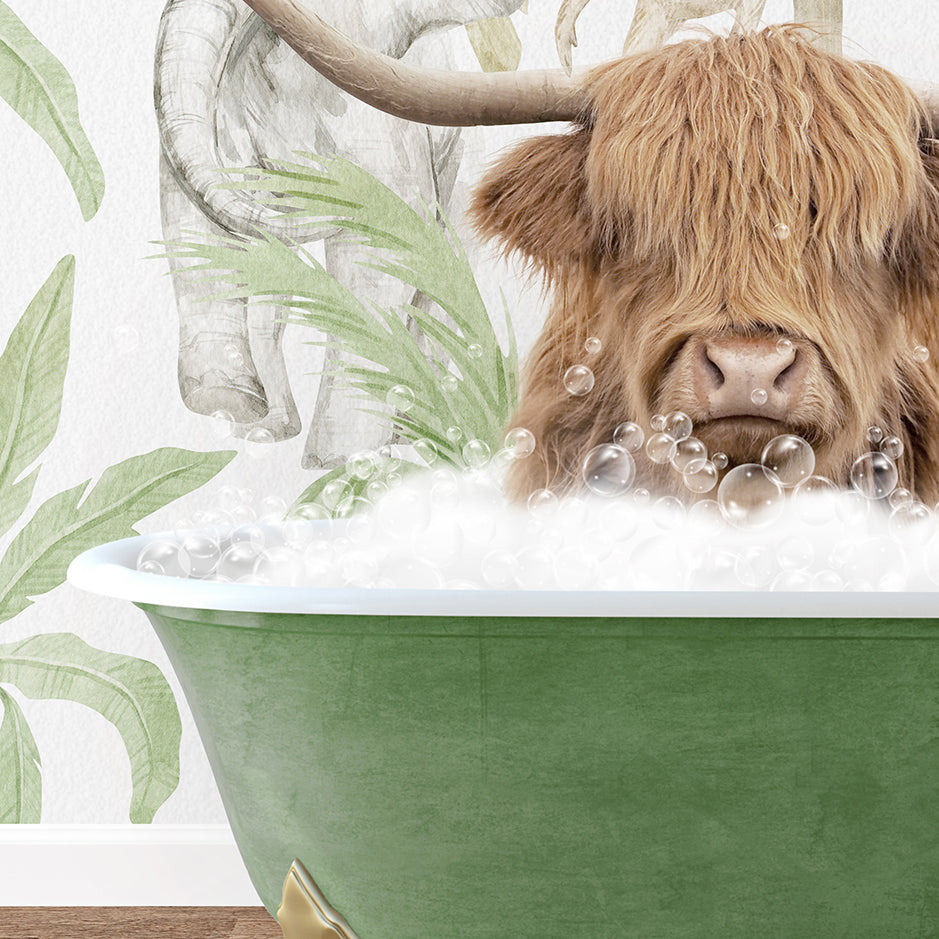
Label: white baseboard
xmin=0 ymin=825 xmax=264 ymax=906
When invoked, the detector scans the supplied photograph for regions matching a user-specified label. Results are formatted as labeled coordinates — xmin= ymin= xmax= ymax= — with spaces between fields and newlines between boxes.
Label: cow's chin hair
xmin=691 ymin=416 xmax=815 ymax=468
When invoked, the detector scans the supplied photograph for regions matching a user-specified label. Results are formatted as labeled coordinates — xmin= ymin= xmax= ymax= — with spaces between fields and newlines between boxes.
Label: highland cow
xmin=236 ymin=4 xmax=939 ymax=503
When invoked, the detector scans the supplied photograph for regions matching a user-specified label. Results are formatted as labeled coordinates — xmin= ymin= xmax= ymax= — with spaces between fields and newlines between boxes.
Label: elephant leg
xmin=160 ymin=153 xmax=302 ymax=438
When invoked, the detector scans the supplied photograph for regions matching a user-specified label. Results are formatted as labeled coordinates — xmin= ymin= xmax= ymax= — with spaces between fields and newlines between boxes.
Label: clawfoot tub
xmin=69 ymin=531 xmax=939 ymax=938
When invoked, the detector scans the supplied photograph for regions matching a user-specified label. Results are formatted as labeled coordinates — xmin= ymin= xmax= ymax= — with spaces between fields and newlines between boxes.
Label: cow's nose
xmin=696 ymin=336 xmax=805 ymax=419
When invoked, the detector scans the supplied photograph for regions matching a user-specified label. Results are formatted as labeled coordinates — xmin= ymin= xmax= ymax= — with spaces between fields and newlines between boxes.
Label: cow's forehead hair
xmin=582 ymin=26 xmax=929 ymax=283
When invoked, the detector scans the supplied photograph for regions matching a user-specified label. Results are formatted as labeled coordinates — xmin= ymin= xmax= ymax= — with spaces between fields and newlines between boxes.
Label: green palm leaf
xmin=0 ymin=633 xmax=181 ymax=823
xmin=0 ymin=685 xmax=40 ymax=823
xmin=0 ymin=2 xmax=105 ymax=220
xmin=0 ymin=447 xmax=235 ymax=624
xmin=0 ymin=256 xmax=74 ymax=539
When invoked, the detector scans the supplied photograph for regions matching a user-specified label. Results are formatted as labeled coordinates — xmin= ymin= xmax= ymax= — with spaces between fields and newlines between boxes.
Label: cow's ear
xmin=469 ymin=127 xmax=593 ymax=277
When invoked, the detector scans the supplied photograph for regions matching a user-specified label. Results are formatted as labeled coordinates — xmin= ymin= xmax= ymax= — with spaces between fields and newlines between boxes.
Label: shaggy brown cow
xmin=472 ymin=28 xmax=939 ymax=502
xmin=236 ymin=4 xmax=939 ymax=503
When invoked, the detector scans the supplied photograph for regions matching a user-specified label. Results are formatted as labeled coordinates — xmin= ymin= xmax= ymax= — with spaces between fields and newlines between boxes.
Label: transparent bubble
xmin=664 ymin=411 xmax=693 ymax=442
xmin=585 ymin=337 xmax=602 ymax=354
xmin=843 ymin=537 xmax=907 ymax=590
xmin=224 ymin=343 xmax=245 ymax=369
xmin=791 ymin=475 xmax=838 ymax=525
xmin=777 ymin=536 xmax=814 ymax=570
xmin=462 ymin=439 xmax=491 ymax=469
xmin=283 ymin=517 xmax=319 ymax=550
xmin=653 ymin=496 xmax=685 ymax=529
xmin=812 ymin=570 xmax=844 ymax=591
xmin=527 ymin=488 xmax=558 ymax=516
xmin=386 ymin=384 xmax=415 ymax=412
xmin=776 ymin=337 xmax=793 ymax=356
xmin=245 ymin=426 xmax=274 ymax=459
xmin=773 ymin=222 xmax=790 ymax=240
xmin=835 ymin=488 xmax=871 ymax=523
xmin=292 ymin=502 xmax=330 ymax=523
xmin=880 ymin=435 xmax=904 ymax=461
xmin=633 ymin=487 xmax=651 ymax=506
xmin=582 ymin=444 xmax=636 ymax=497
xmin=339 ymin=550 xmax=380 ymax=587
xmin=446 ymin=426 xmax=463 ymax=443
xmin=468 ymin=343 xmax=484 ymax=359
xmin=230 ymin=523 xmax=267 ymax=548
xmin=430 ymin=471 xmax=460 ymax=510
xmin=414 ymin=438 xmax=439 ymax=465
xmin=913 ymin=344 xmax=930 ymax=362
xmin=711 ymin=451 xmax=729 ymax=470
xmin=440 ymin=374 xmax=459 ymax=393
xmin=888 ymin=488 xmax=913 ymax=510
xmin=866 ymin=425 xmax=884 ymax=445
xmin=178 ymin=534 xmax=222 ymax=578
xmin=378 ymin=445 xmax=401 ymax=472
xmin=770 ymin=569 xmax=814 ymax=591
xmin=734 ymin=545 xmax=776 ymax=588
xmin=348 ymin=450 xmax=379 ymax=480
xmin=850 ymin=451 xmax=898 ymax=500
xmin=888 ymin=501 xmax=933 ymax=544
xmin=218 ymin=542 xmax=262 ymax=581
xmin=481 ymin=549 xmax=517 ymax=588
xmin=671 ymin=437 xmax=707 ymax=474
xmin=688 ymin=498 xmax=722 ymax=525
xmin=717 ymin=463 xmax=785 ymax=528
xmin=137 ymin=540 xmax=184 ymax=578
xmin=563 ymin=364 xmax=595 ymax=396
xmin=209 ymin=410 xmax=234 ymax=439
xmin=346 ymin=512 xmax=377 ymax=547
xmin=320 ymin=481 xmax=353 ymax=513
xmin=651 ymin=414 xmax=667 ymax=432
xmin=750 ymin=388 xmax=768 ymax=406
xmin=229 ymin=504 xmax=257 ymax=526
xmin=683 ymin=460 xmax=718 ymax=493
xmin=612 ymin=421 xmax=644 ymax=452
xmin=645 ymin=432 xmax=677 ymax=464
xmin=384 ymin=556 xmax=445 ymax=589
xmin=253 ymin=545 xmax=306 ymax=586
xmin=504 ymin=427 xmax=536 ymax=459
xmin=760 ymin=434 xmax=815 ymax=488
xmin=365 ymin=480 xmax=388 ymax=503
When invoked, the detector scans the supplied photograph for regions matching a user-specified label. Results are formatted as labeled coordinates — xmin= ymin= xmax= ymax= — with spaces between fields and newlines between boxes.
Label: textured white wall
xmin=1 ymin=0 xmax=937 ymax=828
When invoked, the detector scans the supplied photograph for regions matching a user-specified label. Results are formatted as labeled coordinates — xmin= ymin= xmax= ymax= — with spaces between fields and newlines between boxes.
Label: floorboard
xmin=0 ymin=908 xmax=281 ymax=939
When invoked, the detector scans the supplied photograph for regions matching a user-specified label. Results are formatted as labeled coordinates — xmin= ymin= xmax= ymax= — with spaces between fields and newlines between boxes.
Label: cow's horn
xmin=241 ymin=0 xmax=589 ymax=126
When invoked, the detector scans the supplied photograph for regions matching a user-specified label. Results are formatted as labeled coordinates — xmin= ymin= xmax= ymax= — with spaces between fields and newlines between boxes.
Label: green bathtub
xmin=69 ymin=534 xmax=939 ymax=937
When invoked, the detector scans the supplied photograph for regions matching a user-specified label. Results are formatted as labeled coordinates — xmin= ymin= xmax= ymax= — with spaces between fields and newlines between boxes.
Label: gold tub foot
xmin=277 ymin=859 xmax=360 ymax=939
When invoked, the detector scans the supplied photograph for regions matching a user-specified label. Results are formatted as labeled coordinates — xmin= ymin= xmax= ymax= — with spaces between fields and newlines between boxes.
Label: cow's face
xmin=472 ymin=28 xmax=939 ymax=502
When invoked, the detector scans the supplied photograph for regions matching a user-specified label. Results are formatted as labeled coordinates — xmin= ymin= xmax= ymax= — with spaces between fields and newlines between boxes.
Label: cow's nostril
xmin=702 ymin=346 xmax=725 ymax=389
xmin=774 ymin=353 xmax=798 ymax=389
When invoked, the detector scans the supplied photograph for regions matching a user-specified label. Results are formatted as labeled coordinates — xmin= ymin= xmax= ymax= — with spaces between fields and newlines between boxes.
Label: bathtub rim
xmin=67 ymin=529 xmax=939 ymax=618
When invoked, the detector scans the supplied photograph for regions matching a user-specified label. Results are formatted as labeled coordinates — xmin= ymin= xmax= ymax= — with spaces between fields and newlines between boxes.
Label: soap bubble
xmin=664 ymin=411 xmax=693 ymax=441
xmin=339 ymin=550 xmax=380 ymax=586
xmin=776 ymin=337 xmax=793 ymax=356
xmin=671 ymin=437 xmax=707 ymax=474
xmin=812 ymin=570 xmax=844 ymax=590
xmin=645 ymin=432 xmax=677 ymax=464
xmin=633 ymin=487 xmax=651 ymax=506
xmin=527 ymin=488 xmax=558 ymax=515
xmin=761 ymin=435 xmax=815 ymax=488
xmin=773 ymin=222 xmax=790 ymax=240
xmin=880 ymin=436 xmax=904 ymax=461
xmin=414 ymin=439 xmax=439 ymax=466
xmin=582 ymin=444 xmax=636 ymax=497
xmin=866 ymin=425 xmax=884 ymax=445
xmin=585 ymin=337 xmax=602 ymax=354
xmin=717 ymin=463 xmax=785 ymax=528
xmin=613 ymin=421 xmax=644 ymax=452
xmin=734 ymin=545 xmax=776 ymax=588
xmin=791 ymin=475 xmax=838 ymax=525
xmin=913 ymin=345 xmax=930 ymax=362
xmin=770 ymin=569 xmax=813 ymax=591
xmin=850 ymin=451 xmax=898 ymax=500
xmin=711 ymin=451 xmax=729 ymax=470
xmin=230 ymin=523 xmax=267 ymax=548
xmin=347 ymin=450 xmax=378 ymax=480
xmin=137 ymin=540 xmax=185 ymax=578
xmin=386 ymin=384 xmax=415 ymax=412
xmin=653 ymin=496 xmax=685 ymax=529
xmin=683 ymin=460 xmax=718 ymax=493
xmin=468 ymin=343 xmax=484 ymax=359
xmin=440 ymin=374 xmax=459 ymax=393
xmin=253 ymin=546 xmax=307 ymax=586
xmin=888 ymin=501 xmax=932 ymax=544
xmin=218 ymin=542 xmax=262 ymax=581
xmin=651 ymin=414 xmax=667 ymax=432
xmin=504 ymin=427 xmax=536 ymax=459
xmin=378 ymin=445 xmax=402 ymax=472
xmin=245 ymin=426 xmax=274 ymax=458
xmin=842 ymin=537 xmax=906 ymax=590
xmin=750 ymin=388 xmax=768 ymax=406
xmin=178 ymin=534 xmax=222 ymax=578
xmin=384 ymin=556 xmax=445 ymax=589
xmin=224 ymin=343 xmax=244 ymax=368
xmin=462 ymin=439 xmax=491 ymax=469
xmin=688 ymin=499 xmax=722 ymax=525
xmin=320 ymin=481 xmax=354 ymax=513
xmin=446 ymin=426 xmax=463 ymax=443
xmin=481 ymin=549 xmax=517 ymax=588
xmin=209 ymin=410 xmax=234 ymax=439
xmin=888 ymin=488 xmax=913 ymax=510
xmin=563 ymin=365 xmax=595 ymax=396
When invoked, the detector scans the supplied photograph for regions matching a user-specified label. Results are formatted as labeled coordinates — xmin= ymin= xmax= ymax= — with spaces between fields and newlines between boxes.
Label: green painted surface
xmin=140 ymin=606 xmax=939 ymax=937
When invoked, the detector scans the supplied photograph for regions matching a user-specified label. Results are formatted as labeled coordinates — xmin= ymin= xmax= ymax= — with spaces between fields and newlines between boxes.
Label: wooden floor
xmin=0 ymin=908 xmax=281 ymax=939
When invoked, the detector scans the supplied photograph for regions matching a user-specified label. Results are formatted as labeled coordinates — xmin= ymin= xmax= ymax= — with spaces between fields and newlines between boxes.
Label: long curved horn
xmin=241 ymin=0 xmax=589 ymax=125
